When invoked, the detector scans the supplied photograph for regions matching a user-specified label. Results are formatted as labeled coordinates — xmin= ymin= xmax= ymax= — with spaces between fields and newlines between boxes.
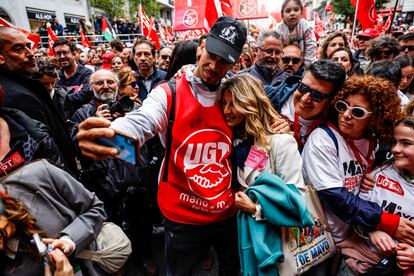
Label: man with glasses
xmin=398 ymin=32 xmax=414 ymax=58
xmin=239 ymin=29 xmax=287 ymax=85
xmin=76 ymin=16 xmax=247 ymax=275
xmin=132 ymin=40 xmax=166 ymax=100
xmin=279 ymin=44 xmax=304 ymax=76
xmin=354 ymin=28 xmax=380 ymax=70
xmin=53 ymin=39 xmax=93 ymax=109
xmin=266 ymin=60 xmax=346 ymax=150
xmin=157 ymin=46 xmax=173 ymax=72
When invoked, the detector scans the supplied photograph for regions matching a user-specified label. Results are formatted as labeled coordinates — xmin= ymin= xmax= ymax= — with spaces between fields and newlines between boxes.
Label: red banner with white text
xmin=174 ymin=0 xmax=207 ymax=31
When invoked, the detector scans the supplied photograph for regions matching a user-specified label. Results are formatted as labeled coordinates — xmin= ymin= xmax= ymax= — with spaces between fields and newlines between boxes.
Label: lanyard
xmin=293 ymin=113 xmax=321 ymax=148
xmin=327 ymin=123 xmax=376 ymax=173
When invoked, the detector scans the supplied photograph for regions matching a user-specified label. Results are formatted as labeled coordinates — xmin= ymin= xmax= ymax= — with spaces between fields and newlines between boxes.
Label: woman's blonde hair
xmin=220 ymin=75 xmax=280 ymax=148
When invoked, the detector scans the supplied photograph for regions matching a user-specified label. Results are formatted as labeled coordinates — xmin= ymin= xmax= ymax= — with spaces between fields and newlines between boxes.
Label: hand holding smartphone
xmin=95 ymin=130 xmax=139 ymax=165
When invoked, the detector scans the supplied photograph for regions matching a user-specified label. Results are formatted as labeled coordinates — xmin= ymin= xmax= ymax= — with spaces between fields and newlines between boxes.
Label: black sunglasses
xmin=281 ymin=57 xmax=302 ymax=65
xmin=374 ymin=50 xmax=393 ymax=58
xmin=161 ymin=55 xmax=171 ymax=60
xmin=401 ymin=45 xmax=414 ymax=52
xmin=128 ymin=81 xmax=139 ymax=88
xmin=297 ymin=82 xmax=329 ymax=102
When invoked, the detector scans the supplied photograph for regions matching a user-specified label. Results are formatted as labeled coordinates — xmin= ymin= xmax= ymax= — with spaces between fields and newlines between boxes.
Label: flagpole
xmin=139 ymin=3 xmax=143 ymax=35
xmin=387 ymin=0 xmax=399 ymax=34
xmin=351 ymin=0 xmax=360 ymax=48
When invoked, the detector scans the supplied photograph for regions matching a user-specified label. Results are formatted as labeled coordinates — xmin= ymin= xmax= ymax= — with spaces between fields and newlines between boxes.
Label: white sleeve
xmin=110 ymin=85 xmax=168 ymax=147
xmin=271 ymin=134 xmax=305 ymax=189
xmin=302 ymin=129 xmax=344 ymax=191
xmin=301 ymin=20 xmax=317 ymax=66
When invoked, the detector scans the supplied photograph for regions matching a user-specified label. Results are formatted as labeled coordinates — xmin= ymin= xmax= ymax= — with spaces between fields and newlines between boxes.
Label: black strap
xmin=319 ymin=124 xmax=339 ymax=156
xmin=162 ymin=80 xmax=176 ymax=181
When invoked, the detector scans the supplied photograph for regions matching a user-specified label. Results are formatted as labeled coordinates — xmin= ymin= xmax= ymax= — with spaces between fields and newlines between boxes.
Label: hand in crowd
xmin=235 ymin=191 xmax=256 ymax=215
xmin=96 ymin=104 xmax=114 ymax=121
xmin=395 ymin=218 xmax=414 ymax=246
xmin=44 ymin=248 xmax=74 ymax=276
xmin=43 ymin=238 xmax=75 ymax=255
xmin=368 ymin=230 xmax=397 ymax=255
xmin=272 ymin=116 xmax=291 ymax=134
xmin=396 ymin=243 xmax=414 ymax=271
xmin=77 ymin=117 xmax=118 ymax=160
xmin=360 ymin=173 xmax=376 ymax=193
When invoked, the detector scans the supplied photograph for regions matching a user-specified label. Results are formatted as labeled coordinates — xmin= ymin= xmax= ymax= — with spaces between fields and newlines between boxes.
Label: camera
xmin=107 ymin=96 xmax=135 ymax=115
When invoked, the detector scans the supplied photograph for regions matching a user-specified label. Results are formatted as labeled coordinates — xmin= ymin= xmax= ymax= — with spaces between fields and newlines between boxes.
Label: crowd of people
xmin=2 ymin=0 xmax=414 ymax=275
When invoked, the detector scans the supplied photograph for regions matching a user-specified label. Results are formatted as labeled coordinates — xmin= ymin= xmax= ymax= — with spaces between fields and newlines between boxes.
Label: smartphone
xmin=96 ymin=130 xmax=139 ymax=165
xmin=33 ymin=233 xmax=54 ymax=272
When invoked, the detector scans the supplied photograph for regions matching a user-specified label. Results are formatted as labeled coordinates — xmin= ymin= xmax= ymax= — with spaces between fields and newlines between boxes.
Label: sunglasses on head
xmin=161 ymin=55 xmax=171 ymax=60
xmin=297 ymin=82 xmax=329 ymax=102
xmin=281 ymin=57 xmax=301 ymax=65
xmin=401 ymin=45 xmax=414 ymax=52
xmin=335 ymin=100 xmax=373 ymax=119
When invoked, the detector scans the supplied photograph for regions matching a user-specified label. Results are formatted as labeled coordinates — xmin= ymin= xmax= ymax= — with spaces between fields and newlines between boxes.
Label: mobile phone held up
xmin=33 ymin=233 xmax=54 ymax=272
xmin=96 ymin=130 xmax=139 ymax=166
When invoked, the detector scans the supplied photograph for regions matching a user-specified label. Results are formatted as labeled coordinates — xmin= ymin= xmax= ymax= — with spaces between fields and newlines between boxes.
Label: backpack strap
xmin=162 ymin=79 xmax=176 ymax=182
xmin=319 ymin=124 xmax=339 ymax=156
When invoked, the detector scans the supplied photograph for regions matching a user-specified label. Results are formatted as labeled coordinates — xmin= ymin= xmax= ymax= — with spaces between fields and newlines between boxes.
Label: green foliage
xmin=130 ymin=0 xmax=162 ymax=19
xmin=89 ymin=0 xmax=126 ymax=18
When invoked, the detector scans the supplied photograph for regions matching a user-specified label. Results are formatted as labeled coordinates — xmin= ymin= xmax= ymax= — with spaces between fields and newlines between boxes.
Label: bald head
xmin=0 ymin=27 xmax=37 ymax=75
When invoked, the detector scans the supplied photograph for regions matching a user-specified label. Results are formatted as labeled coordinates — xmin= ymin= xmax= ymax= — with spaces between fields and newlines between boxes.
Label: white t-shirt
xmin=360 ymin=164 xmax=414 ymax=221
xmin=302 ymin=126 xmax=374 ymax=242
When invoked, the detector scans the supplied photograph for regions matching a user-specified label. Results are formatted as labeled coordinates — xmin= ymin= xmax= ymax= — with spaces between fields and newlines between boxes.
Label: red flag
xmin=351 ymin=0 xmax=378 ymax=30
xmin=383 ymin=12 xmax=393 ymax=33
xmin=165 ymin=26 xmax=174 ymax=42
xmin=47 ymin=25 xmax=57 ymax=56
xmin=221 ymin=0 xmax=233 ymax=16
xmin=79 ymin=28 xmax=92 ymax=48
xmin=174 ymin=0 xmax=207 ymax=31
xmin=149 ymin=18 xmax=160 ymax=49
xmin=138 ymin=4 xmax=152 ymax=37
xmin=0 ymin=17 xmax=40 ymax=50
xmin=204 ymin=0 xmax=219 ymax=31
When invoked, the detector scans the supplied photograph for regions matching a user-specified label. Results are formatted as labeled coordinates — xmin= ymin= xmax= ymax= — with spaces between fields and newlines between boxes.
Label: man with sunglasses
xmin=279 ymin=44 xmax=304 ymax=76
xmin=366 ymin=35 xmax=400 ymax=65
xmin=239 ymin=29 xmax=287 ymax=85
xmin=76 ymin=16 xmax=247 ymax=275
xmin=266 ymin=60 xmax=346 ymax=150
xmin=354 ymin=28 xmax=380 ymax=70
xmin=157 ymin=46 xmax=173 ymax=72
xmin=398 ymin=32 xmax=414 ymax=58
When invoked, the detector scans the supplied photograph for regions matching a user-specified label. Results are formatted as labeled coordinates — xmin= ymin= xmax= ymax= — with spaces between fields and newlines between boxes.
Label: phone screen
xmin=96 ymin=132 xmax=138 ymax=165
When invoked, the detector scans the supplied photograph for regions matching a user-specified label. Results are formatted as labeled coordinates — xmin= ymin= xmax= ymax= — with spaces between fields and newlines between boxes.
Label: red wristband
xmin=377 ymin=212 xmax=400 ymax=236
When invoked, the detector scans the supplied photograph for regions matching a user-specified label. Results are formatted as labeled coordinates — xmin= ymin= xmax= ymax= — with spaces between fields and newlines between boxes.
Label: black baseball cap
xmin=205 ymin=16 xmax=247 ymax=64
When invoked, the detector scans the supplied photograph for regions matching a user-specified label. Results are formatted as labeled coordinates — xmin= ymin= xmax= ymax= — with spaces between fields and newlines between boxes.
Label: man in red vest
xmin=76 ymin=16 xmax=247 ymax=275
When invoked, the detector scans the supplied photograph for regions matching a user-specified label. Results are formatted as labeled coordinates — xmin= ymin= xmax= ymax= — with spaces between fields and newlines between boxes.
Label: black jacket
xmin=0 ymin=108 xmax=66 ymax=174
xmin=0 ymin=67 xmax=78 ymax=176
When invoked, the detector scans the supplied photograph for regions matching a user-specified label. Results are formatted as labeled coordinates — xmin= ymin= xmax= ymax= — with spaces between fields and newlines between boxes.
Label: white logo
xmin=219 ymin=26 xmax=238 ymax=45
xmin=228 ymin=55 xmax=235 ymax=63
xmin=183 ymin=9 xmax=198 ymax=27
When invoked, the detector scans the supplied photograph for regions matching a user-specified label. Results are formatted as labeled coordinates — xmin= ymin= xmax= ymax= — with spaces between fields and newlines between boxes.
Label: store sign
xmin=26 ymin=8 xmax=55 ymax=21
xmin=64 ymin=14 xmax=82 ymax=25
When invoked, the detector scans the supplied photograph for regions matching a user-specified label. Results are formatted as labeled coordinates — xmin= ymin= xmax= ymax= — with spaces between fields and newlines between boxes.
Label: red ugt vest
xmin=158 ymin=76 xmax=237 ymax=225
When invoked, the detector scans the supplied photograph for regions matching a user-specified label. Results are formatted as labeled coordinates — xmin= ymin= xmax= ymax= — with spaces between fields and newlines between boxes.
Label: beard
xmin=93 ymin=87 xmax=118 ymax=103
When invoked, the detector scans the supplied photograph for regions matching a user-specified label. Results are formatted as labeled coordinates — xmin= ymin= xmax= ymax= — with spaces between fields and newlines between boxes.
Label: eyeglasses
xmin=55 ymin=50 xmax=71 ymax=57
xmin=297 ymin=82 xmax=329 ymax=102
xmin=161 ymin=55 xmax=171 ymax=60
xmin=127 ymin=81 xmax=139 ymax=88
xmin=258 ymin=47 xmax=282 ymax=56
xmin=335 ymin=100 xmax=373 ymax=119
xmin=93 ymin=79 xmax=117 ymax=86
xmin=373 ymin=50 xmax=394 ymax=58
xmin=401 ymin=45 xmax=414 ymax=52
xmin=281 ymin=57 xmax=302 ymax=65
